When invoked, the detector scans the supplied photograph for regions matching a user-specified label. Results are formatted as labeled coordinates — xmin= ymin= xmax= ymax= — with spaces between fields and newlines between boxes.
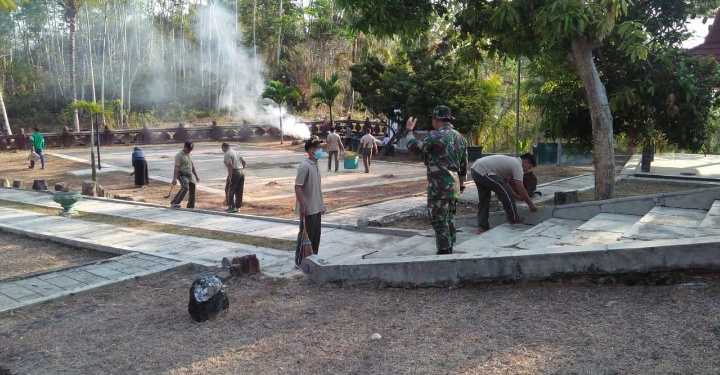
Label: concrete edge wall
xmin=303 ymin=236 xmax=720 ymax=286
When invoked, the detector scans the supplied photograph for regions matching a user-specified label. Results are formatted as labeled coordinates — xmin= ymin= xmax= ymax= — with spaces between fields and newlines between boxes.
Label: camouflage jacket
xmin=406 ymin=124 xmax=468 ymax=200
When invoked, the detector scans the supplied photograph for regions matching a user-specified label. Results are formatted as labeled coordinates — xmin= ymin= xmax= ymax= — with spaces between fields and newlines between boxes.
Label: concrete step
xmin=621 ymin=206 xmax=707 ymax=241
xmin=549 ymin=213 xmax=642 ymax=248
xmin=696 ymin=200 xmax=720 ymax=238
xmin=453 ymin=223 xmax=533 ymax=254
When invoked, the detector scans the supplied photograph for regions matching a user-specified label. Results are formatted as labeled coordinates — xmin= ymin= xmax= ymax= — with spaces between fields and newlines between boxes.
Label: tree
xmin=0 ymin=88 xmax=10 ymax=135
xmin=63 ymin=100 xmax=112 ymax=183
xmin=526 ymin=0 xmax=720 ymax=154
xmin=58 ymin=0 xmax=86 ymax=132
xmin=336 ymin=0 xmax=651 ymax=199
xmin=350 ymin=46 xmax=500 ymax=143
xmin=261 ymin=80 xmax=301 ymax=144
xmin=310 ymin=72 xmax=342 ymax=128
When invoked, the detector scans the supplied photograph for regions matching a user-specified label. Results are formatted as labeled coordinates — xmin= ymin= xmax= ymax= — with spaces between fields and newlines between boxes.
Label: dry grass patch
xmin=0 ymin=231 xmax=110 ymax=280
xmin=1 ymin=268 xmax=720 ymax=374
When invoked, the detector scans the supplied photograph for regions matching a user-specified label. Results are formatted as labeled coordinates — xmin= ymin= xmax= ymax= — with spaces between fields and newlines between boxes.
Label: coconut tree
xmin=262 ymin=80 xmax=301 ymax=144
xmin=63 ymin=100 xmax=112 ymax=183
xmin=310 ymin=72 xmax=342 ymax=131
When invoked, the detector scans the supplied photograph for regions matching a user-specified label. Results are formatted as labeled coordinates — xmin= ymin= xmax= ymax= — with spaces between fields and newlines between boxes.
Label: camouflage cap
xmin=427 ymin=105 xmax=455 ymax=121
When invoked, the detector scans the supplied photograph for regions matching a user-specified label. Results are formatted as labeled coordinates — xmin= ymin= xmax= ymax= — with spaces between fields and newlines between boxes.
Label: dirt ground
xmin=2 ymin=146 xmax=720 ymax=374
xmin=0 ymin=142 xmax=430 ymax=218
xmin=1 ymin=268 xmax=720 ymax=374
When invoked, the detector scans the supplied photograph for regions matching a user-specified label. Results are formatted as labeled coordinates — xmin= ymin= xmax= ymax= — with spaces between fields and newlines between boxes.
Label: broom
xmin=295 ymin=217 xmax=314 ymax=268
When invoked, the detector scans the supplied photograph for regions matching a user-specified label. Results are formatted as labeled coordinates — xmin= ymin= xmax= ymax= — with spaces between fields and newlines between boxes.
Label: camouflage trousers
xmin=428 ymin=198 xmax=457 ymax=254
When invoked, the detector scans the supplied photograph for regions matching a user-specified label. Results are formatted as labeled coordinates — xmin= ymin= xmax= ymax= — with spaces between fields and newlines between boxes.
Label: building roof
xmin=688 ymin=10 xmax=720 ymax=61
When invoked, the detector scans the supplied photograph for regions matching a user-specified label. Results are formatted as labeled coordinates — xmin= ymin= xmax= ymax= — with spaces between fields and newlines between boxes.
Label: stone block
xmin=0 ymin=178 xmax=9 ymax=187
xmin=229 ymin=254 xmax=261 ymax=276
xmin=82 ymin=180 xmax=97 ymax=196
xmin=54 ymin=182 xmax=66 ymax=191
xmin=554 ymin=190 xmax=578 ymax=205
xmin=32 ymin=179 xmax=48 ymax=191
xmin=12 ymin=179 xmax=23 ymax=189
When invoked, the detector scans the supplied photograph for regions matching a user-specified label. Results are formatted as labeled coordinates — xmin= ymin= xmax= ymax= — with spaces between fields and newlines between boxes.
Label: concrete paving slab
xmin=512 ymin=218 xmax=585 ymax=250
xmin=454 ymin=224 xmax=530 ymax=252
xmin=621 ymin=206 xmax=707 ymax=241
xmin=550 ymin=213 xmax=641 ymax=247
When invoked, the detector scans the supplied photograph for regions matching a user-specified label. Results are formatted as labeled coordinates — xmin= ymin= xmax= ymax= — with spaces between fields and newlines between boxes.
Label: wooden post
xmin=554 ymin=190 xmax=578 ymax=205
xmin=32 ymin=179 xmax=48 ymax=191
xmin=12 ymin=179 xmax=24 ymax=189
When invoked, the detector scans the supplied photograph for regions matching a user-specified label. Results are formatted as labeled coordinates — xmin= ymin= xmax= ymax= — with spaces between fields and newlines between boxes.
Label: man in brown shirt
xmin=325 ymin=127 xmax=345 ymax=172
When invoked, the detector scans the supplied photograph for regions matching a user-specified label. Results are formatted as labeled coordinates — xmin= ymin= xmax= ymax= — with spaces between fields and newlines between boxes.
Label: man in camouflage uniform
xmin=405 ymin=105 xmax=468 ymax=255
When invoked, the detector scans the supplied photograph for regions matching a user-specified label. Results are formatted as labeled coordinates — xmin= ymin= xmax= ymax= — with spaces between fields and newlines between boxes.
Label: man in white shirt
xmin=471 ymin=153 xmax=538 ymax=234
xmin=325 ymin=127 xmax=345 ymax=172
xmin=358 ymin=128 xmax=378 ymax=173
xmin=294 ymin=138 xmax=326 ymax=268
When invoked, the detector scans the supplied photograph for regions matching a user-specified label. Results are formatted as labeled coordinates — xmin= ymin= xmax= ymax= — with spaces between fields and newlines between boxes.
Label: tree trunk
xmin=101 ymin=3 xmax=107 ymax=126
xmin=276 ymin=0 xmax=283 ymax=72
xmin=70 ymin=12 xmax=80 ymax=132
xmin=571 ymin=38 xmax=615 ymax=200
xmin=0 ymin=89 xmax=11 ymax=135
xmin=279 ymin=106 xmax=284 ymax=144
xmin=85 ymin=10 xmax=96 ymax=103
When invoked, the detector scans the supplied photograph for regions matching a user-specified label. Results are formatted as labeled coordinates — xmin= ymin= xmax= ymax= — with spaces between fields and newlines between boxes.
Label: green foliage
xmin=262 ymin=80 xmax=301 ymax=107
xmin=350 ymin=46 xmax=500 ymax=140
xmin=310 ymin=72 xmax=342 ymax=123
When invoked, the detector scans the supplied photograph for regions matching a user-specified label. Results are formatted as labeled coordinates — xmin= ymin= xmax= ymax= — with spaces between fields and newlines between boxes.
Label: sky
xmin=684 ymin=17 xmax=714 ymax=49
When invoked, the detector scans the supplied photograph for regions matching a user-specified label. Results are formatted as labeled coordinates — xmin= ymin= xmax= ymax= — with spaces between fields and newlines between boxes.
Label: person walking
xmin=170 ymin=141 xmax=201 ymax=209
xmin=405 ymin=105 xmax=468 ymax=255
xmin=221 ymin=142 xmax=246 ymax=213
xmin=471 ymin=153 xmax=538 ymax=234
xmin=358 ymin=127 xmax=378 ymax=173
xmin=131 ymin=147 xmax=150 ymax=187
xmin=294 ymin=138 xmax=326 ymax=267
xmin=29 ymin=127 xmax=45 ymax=169
xmin=325 ymin=127 xmax=345 ymax=172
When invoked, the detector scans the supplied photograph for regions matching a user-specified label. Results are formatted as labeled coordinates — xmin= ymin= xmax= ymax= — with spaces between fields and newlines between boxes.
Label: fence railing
xmin=0 ymin=120 xmax=389 ymax=151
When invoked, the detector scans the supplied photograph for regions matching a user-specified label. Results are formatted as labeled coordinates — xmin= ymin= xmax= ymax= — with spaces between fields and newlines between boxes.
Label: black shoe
xmin=436 ymin=249 xmax=453 ymax=255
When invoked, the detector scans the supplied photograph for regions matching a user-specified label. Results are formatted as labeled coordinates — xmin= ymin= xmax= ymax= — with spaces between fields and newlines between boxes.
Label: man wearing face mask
xmin=294 ymin=138 xmax=327 ymax=266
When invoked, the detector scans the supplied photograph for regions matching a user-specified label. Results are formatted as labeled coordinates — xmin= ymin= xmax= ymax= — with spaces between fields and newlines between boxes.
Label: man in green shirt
xmin=29 ymin=127 xmax=45 ymax=169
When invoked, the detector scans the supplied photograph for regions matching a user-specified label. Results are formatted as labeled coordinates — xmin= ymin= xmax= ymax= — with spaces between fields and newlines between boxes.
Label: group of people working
xmin=26 ymin=107 xmax=538 ymax=268
xmin=129 ymin=141 xmax=244 ymax=213
xmin=294 ymin=104 xmax=539 ymax=266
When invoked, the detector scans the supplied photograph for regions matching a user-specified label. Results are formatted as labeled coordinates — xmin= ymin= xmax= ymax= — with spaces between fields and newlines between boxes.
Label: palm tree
xmin=262 ymin=80 xmax=301 ymax=144
xmin=58 ymin=0 xmax=86 ymax=132
xmin=63 ymin=100 xmax=112 ymax=183
xmin=310 ymin=72 xmax=342 ymax=132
